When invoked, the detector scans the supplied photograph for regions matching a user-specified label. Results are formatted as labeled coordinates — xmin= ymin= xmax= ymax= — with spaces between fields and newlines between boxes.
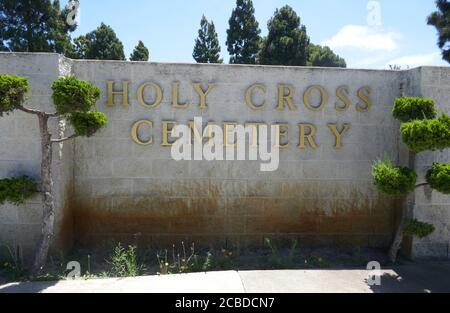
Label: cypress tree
xmin=193 ymin=15 xmax=223 ymax=64
xmin=71 ymin=22 xmax=125 ymax=60
xmin=226 ymin=0 xmax=261 ymax=64
xmin=130 ymin=41 xmax=150 ymax=61
xmin=258 ymin=5 xmax=310 ymax=66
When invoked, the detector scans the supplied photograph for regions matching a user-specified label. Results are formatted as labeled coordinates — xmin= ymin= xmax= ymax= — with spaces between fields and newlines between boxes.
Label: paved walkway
xmin=1 ymin=262 xmax=449 ymax=293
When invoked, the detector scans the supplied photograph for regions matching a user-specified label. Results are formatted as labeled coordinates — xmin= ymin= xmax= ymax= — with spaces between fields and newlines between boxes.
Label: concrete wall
xmin=0 ymin=53 xmax=448 ymax=259
xmin=71 ymin=58 xmax=403 ymax=249
xmin=404 ymin=67 xmax=450 ymax=259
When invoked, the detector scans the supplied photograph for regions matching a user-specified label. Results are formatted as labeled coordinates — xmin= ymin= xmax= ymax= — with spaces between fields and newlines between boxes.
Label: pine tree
xmin=258 ymin=5 xmax=310 ymax=66
xmin=130 ymin=41 xmax=149 ymax=61
xmin=193 ymin=15 xmax=223 ymax=64
xmin=226 ymin=0 xmax=261 ymax=64
xmin=71 ymin=23 xmax=125 ymax=60
xmin=428 ymin=0 xmax=450 ymax=63
xmin=307 ymin=44 xmax=346 ymax=68
xmin=0 ymin=0 xmax=76 ymax=55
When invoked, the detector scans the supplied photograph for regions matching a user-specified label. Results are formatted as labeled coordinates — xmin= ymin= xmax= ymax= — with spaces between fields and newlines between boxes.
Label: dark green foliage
xmin=404 ymin=219 xmax=435 ymax=238
xmin=372 ymin=159 xmax=417 ymax=196
xmin=307 ymin=44 xmax=346 ymax=68
xmin=52 ymin=76 xmax=105 ymax=137
xmin=258 ymin=5 xmax=310 ymax=66
xmin=393 ymin=97 xmax=437 ymax=122
xmin=70 ymin=23 xmax=125 ymax=60
xmin=428 ymin=0 xmax=450 ymax=63
xmin=401 ymin=114 xmax=450 ymax=152
xmin=193 ymin=15 xmax=223 ymax=63
xmin=0 ymin=74 xmax=29 ymax=116
xmin=68 ymin=111 xmax=107 ymax=137
xmin=0 ymin=176 xmax=37 ymax=205
xmin=130 ymin=41 xmax=149 ymax=61
xmin=0 ymin=0 xmax=76 ymax=55
xmin=226 ymin=0 xmax=261 ymax=64
xmin=51 ymin=76 xmax=101 ymax=115
xmin=426 ymin=163 xmax=450 ymax=194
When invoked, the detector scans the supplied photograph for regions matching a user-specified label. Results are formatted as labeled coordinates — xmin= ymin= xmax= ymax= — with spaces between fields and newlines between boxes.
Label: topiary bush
xmin=393 ymin=97 xmax=437 ymax=122
xmin=401 ymin=114 xmax=450 ymax=152
xmin=372 ymin=159 xmax=417 ymax=196
xmin=426 ymin=163 xmax=450 ymax=194
xmin=52 ymin=76 xmax=101 ymax=115
xmin=68 ymin=111 xmax=108 ymax=137
xmin=0 ymin=176 xmax=37 ymax=205
xmin=403 ymin=219 xmax=435 ymax=239
xmin=0 ymin=74 xmax=29 ymax=116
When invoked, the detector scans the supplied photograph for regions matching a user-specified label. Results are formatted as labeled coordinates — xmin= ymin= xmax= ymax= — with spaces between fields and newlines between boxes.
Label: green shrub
xmin=68 ymin=111 xmax=108 ymax=137
xmin=403 ymin=219 xmax=435 ymax=238
xmin=109 ymin=243 xmax=142 ymax=277
xmin=372 ymin=159 xmax=417 ymax=196
xmin=0 ymin=74 xmax=29 ymax=116
xmin=0 ymin=176 xmax=37 ymax=205
xmin=426 ymin=163 xmax=450 ymax=194
xmin=393 ymin=97 xmax=436 ymax=122
xmin=52 ymin=76 xmax=101 ymax=115
xmin=401 ymin=114 xmax=450 ymax=153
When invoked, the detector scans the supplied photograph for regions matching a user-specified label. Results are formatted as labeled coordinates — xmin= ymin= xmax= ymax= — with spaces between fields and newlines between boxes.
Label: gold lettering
xmin=356 ymin=86 xmax=372 ymax=112
xmin=161 ymin=121 xmax=177 ymax=146
xmin=298 ymin=124 xmax=318 ymax=150
xmin=131 ymin=120 xmax=153 ymax=145
xmin=193 ymin=83 xmax=216 ymax=110
xmin=224 ymin=122 xmax=239 ymax=147
xmin=107 ymin=81 xmax=130 ymax=107
xmin=245 ymin=84 xmax=267 ymax=110
xmin=188 ymin=121 xmax=215 ymax=145
xmin=172 ymin=82 xmax=188 ymax=108
xmin=277 ymin=85 xmax=297 ymax=111
xmin=335 ymin=86 xmax=350 ymax=112
xmin=275 ymin=124 xmax=290 ymax=149
xmin=304 ymin=85 xmax=328 ymax=111
xmin=136 ymin=82 xmax=163 ymax=109
xmin=327 ymin=123 xmax=352 ymax=150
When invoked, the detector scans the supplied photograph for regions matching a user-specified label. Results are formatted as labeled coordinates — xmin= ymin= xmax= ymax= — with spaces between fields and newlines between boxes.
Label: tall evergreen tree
xmin=130 ymin=40 xmax=149 ymax=61
xmin=0 ymin=0 xmax=76 ymax=55
xmin=226 ymin=0 xmax=261 ymax=64
xmin=71 ymin=22 xmax=125 ymax=60
xmin=258 ymin=5 xmax=310 ymax=66
xmin=193 ymin=15 xmax=223 ymax=64
xmin=428 ymin=0 xmax=450 ymax=63
xmin=307 ymin=44 xmax=346 ymax=68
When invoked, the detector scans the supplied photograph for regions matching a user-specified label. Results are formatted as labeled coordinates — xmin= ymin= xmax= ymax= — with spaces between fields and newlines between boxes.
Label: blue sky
xmin=61 ymin=0 xmax=449 ymax=69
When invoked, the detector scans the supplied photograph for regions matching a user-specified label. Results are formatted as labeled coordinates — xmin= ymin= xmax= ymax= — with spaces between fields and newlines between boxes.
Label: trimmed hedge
xmin=401 ymin=114 xmax=450 ymax=153
xmin=52 ymin=76 xmax=101 ymax=115
xmin=68 ymin=111 xmax=108 ymax=137
xmin=0 ymin=176 xmax=37 ymax=205
xmin=426 ymin=163 xmax=450 ymax=194
xmin=372 ymin=159 xmax=417 ymax=196
xmin=393 ymin=97 xmax=436 ymax=122
xmin=0 ymin=74 xmax=29 ymax=116
xmin=403 ymin=219 xmax=435 ymax=238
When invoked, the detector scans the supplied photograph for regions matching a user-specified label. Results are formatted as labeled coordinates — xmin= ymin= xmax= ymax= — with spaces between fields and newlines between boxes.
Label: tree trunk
xmin=388 ymin=207 xmax=406 ymax=263
xmin=31 ymin=114 xmax=55 ymax=276
xmin=388 ymin=153 xmax=417 ymax=264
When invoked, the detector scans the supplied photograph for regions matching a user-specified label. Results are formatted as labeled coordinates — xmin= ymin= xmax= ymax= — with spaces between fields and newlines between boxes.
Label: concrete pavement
xmin=1 ymin=262 xmax=449 ymax=293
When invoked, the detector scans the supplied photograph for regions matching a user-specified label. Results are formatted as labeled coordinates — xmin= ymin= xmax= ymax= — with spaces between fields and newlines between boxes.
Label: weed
xmin=108 ymin=243 xmax=143 ymax=277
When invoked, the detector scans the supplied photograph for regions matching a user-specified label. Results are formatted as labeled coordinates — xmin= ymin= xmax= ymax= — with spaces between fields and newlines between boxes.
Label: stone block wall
xmin=0 ymin=53 xmax=448 ymax=259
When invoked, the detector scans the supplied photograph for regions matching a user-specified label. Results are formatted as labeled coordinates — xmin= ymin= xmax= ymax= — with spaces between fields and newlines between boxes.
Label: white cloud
xmin=322 ymin=25 xmax=401 ymax=52
xmin=385 ymin=52 xmax=447 ymax=68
